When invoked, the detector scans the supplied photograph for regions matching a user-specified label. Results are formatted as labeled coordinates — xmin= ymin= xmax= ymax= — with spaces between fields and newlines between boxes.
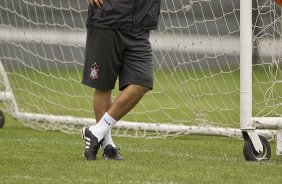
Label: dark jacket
xmin=86 ymin=0 xmax=161 ymax=31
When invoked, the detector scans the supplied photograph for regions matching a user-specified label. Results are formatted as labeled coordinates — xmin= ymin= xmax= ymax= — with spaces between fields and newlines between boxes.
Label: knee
xmin=132 ymin=85 xmax=150 ymax=96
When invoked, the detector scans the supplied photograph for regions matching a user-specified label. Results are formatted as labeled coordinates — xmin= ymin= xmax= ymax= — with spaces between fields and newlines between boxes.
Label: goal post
xmin=240 ymin=0 xmax=282 ymax=131
xmin=0 ymin=0 xmax=281 ymax=143
xmin=240 ymin=0 xmax=282 ymax=158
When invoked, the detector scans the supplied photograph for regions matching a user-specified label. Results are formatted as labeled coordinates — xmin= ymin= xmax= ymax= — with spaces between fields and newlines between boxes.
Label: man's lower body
xmin=81 ymin=27 xmax=153 ymax=160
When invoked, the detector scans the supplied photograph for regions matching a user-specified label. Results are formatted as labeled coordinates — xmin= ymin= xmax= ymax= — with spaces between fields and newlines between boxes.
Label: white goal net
xmin=0 ymin=0 xmax=281 ymax=137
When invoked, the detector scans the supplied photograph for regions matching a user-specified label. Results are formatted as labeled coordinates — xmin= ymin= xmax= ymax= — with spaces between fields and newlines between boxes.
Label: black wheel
xmin=0 ymin=110 xmax=4 ymax=128
xmin=243 ymin=135 xmax=271 ymax=161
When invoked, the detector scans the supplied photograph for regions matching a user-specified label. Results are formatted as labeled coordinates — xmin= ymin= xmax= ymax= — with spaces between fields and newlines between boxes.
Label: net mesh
xmin=0 ymin=0 xmax=281 ymax=136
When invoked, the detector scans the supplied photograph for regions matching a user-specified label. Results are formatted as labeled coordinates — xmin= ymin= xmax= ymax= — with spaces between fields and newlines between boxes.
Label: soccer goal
xmin=0 ymin=0 xmax=281 ymax=161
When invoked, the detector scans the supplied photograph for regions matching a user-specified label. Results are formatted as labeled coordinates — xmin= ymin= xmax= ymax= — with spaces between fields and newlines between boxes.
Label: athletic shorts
xmin=81 ymin=27 xmax=153 ymax=90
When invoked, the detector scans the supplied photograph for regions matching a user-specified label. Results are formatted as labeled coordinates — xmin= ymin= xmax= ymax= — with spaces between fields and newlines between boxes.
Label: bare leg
xmin=93 ymin=89 xmax=112 ymax=122
xmin=108 ymin=84 xmax=150 ymax=121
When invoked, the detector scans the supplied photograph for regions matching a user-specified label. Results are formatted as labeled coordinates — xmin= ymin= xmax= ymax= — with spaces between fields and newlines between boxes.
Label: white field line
xmin=0 ymin=27 xmax=281 ymax=57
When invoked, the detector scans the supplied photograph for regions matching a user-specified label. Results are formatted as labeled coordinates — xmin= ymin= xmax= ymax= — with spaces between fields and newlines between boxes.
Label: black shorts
xmin=81 ymin=27 xmax=153 ymax=90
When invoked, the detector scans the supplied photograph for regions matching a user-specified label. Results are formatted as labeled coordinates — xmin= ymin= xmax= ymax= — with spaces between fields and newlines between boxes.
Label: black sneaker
xmin=102 ymin=144 xmax=124 ymax=160
xmin=81 ymin=127 xmax=100 ymax=160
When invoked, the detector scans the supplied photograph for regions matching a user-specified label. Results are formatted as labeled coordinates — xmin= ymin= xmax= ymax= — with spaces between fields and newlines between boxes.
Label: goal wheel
xmin=243 ymin=135 xmax=271 ymax=161
xmin=0 ymin=110 xmax=5 ymax=128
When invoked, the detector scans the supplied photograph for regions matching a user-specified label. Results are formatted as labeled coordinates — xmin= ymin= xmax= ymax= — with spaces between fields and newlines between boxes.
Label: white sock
xmin=89 ymin=112 xmax=117 ymax=142
xmin=102 ymin=129 xmax=116 ymax=150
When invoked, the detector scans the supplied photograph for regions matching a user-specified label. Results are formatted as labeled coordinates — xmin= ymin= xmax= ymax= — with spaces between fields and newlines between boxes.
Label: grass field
xmin=1 ymin=114 xmax=282 ymax=184
xmin=1 ymin=65 xmax=282 ymax=183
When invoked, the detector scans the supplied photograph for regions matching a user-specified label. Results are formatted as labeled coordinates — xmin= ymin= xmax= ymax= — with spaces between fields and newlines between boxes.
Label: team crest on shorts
xmin=90 ymin=63 xmax=100 ymax=80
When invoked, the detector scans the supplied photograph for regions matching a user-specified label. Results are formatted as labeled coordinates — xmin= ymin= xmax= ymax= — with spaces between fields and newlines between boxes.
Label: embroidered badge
xmin=90 ymin=63 xmax=100 ymax=80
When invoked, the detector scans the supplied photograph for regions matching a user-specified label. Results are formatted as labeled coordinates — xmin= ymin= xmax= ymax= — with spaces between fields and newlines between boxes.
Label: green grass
xmin=1 ymin=66 xmax=282 ymax=183
xmin=6 ymin=66 xmax=282 ymax=129
xmin=1 ymin=114 xmax=282 ymax=184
